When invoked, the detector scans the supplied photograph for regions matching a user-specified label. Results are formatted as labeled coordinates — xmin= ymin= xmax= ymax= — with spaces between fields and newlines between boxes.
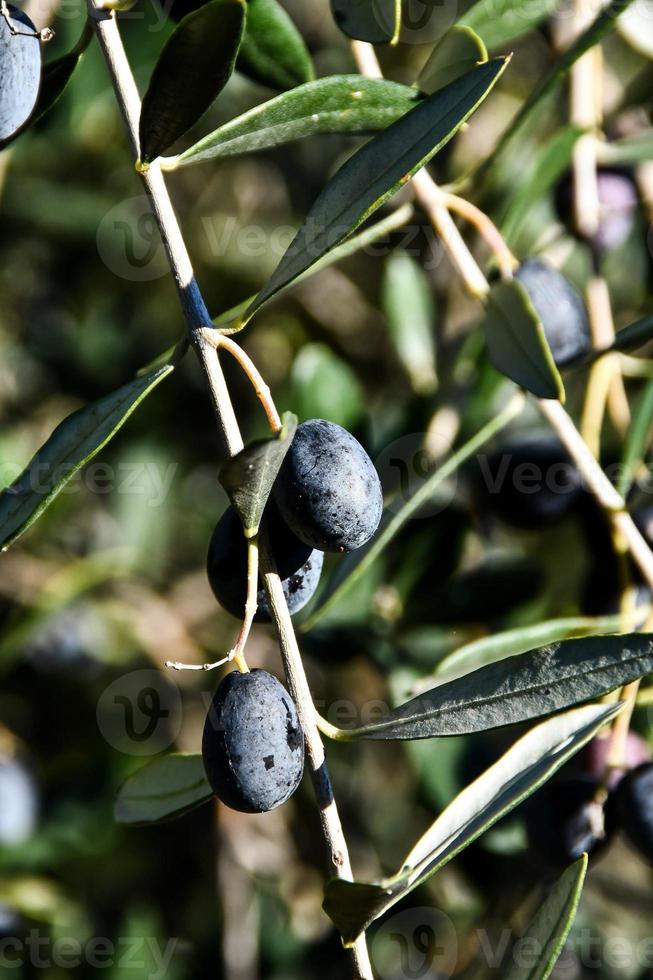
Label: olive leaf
xmin=418 ymin=26 xmax=488 ymax=96
xmin=245 ymin=57 xmax=508 ymax=321
xmin=164 ymin=76 xmax=421 ymax=167
xmin=381 ymin=251 xmax=437 ymax=394
xmin=330 ymin=0 xmax=400 ymax=45
xmin=474 ymin=0 xmax=637 ymax=185
xmin=0 ymin=5 xmax=42 ymax=148
xmin=504 ymin=856 xmax=587 ymax=980
xmin=114 ymin=754 xmax=212 ymax=825
xmin=501 ymin=125 xmax=583 ymax=247
xmin=431 ymin=613 xmax=625 ymax=684
xmin=484 ymin=278 xmax=565 ymax=401
xmin=32 ymin=20 xmax=94 ymax=125
xmin=460 ymin=0 xmax=561 ymax=49
xmin=0 ymin=363 xmax=174 ymax=551
xmin=323 ymin=703 xmax=619 ymax=944
xmin=237 ymin=0 xmax=313 ymax=90
xmin=337 ymin=633 xmax=653 ymax=740
xmin=219 ymin=412 xmax=297 ymax=535
xmin=139 ymin=0 xmax=246 ymax=164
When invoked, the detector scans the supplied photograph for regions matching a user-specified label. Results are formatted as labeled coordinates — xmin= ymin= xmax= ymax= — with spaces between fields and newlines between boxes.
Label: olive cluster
xmin=527 ymin=735 xmax=653 ymax=869
xmin=202 ymin=419 xmax=383 ymax=812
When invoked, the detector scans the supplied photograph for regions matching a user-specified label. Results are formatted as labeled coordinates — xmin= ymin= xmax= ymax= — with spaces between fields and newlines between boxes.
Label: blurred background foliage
xmin=2 ymin=0 xmax=653 ymax=977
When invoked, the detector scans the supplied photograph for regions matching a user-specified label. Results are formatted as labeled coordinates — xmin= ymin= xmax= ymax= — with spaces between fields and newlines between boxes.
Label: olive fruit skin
xmin=514 ymin=259 xmax=591 ymax=367
xmin=526 ymin=776 xmax=609 ymax=868
xmin=478 ymin=437 xmax=585 ymax=529
xmin=273 ymin=419 xmax=383 ymax=552
xmin=202 ymin=669 xmax=304 ymax=813
xmin=608 ymin=762 xmax=653 ymax=862
xmin=207 ymin=504 xmax=323 ymax=620
xmin=0 ymin=5 xmax=42 ymax=145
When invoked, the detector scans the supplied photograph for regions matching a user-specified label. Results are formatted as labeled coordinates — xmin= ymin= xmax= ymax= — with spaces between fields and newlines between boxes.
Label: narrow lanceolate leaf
xmin=114 ymin=754 xmax=212 ymax=825
xmin=474 ymin=0 xmax=637 ymax=185
xmin=219 ymin=412 xmax=297 ymax=535
xmin=341 ymin=633 xmax=653 ymax=739
xmin=501 ymin=125 xmax=583 ymax=246
xmin=381 ymin=251 xmax=437 ymax=394
xmin=418 ymin=26 xmax=488 ymax=96
xmin=167 ymin=76 xmax=420 ymax=168
xmin=611 ymin=315 xmax=653 ymax=355
xmin=484 ymin=278 xmax=565 ymax=401
xmin=504 ymin=857 xmax=587 ymax=980
xmin=429 ymin=614 xmax=625 ymax=685
xmin=139 ymin=0 xmax=246 ymax=164
xmin=330 ymin=0 xmax=400 ymax=45
xmin=0 ymin=363 xmax=173 ymax=551
xmin=323 ymin=704 xmax=620 ymax=944
xmin=32 ymin=21 xmax=94 ymax=125
xmin=0 ymin=5 xmax=42 ymax=147
xmin=460 ymin=0 xmax=561 ymax=49
xmin=246 ymin=57 xmax=508 ymax=320
xmin=237 ymin=0 xmax=313 ymax=90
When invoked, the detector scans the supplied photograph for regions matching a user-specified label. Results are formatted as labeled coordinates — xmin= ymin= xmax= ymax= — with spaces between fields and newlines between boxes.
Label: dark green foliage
xmin=202 ymin=669 xmax=304 ymax=813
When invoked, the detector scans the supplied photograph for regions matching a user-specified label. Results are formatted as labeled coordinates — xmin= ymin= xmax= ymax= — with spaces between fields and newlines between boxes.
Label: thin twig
xmin=89 ymin=4 xmax=373 ymax=975
xmin=440 ymin=191 xmax=518 ymax=279
xmin=199 ymin=328 xmax=282 ymax=433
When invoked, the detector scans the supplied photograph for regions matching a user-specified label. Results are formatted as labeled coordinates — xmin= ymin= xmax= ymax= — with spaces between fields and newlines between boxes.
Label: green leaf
xmin=484 ymin=278 xmax=565 ymax=401
xmin=418 ymin=26 xmax=488 ymax=96
xmin=431 ymin=613 xmax=625 ymax=683
xmin=212 ymin=203 xmax=415 ymax=332
xmin=501 ymin=125 xmax=583 ymax=247
xmin=323 ymin=703 xmax=620 ymax=944
xmin=301 ymin=392 xmax=524 ymax=630
xmin=504 ymin=857 xmax=587 ymax=980
xmin=381 ymin=251 xmax=437 ymax=394
xmin=166 ymin=76 xmax=420 ymax=168
xmin=618 ymin=378 xmax=653 ymax=497
xmin=237 ymin=0 xmax=313 ymax=90
xmin=114 ymin=754 xmax=212 ymax=825
xmin=219 ymin=411 xmax=297 ymax=535
xmin=291 ymin=344 xmax=364 ymax=430
xmin=245 ymin=57 xmax=508 ymax=321
xmin=32 ymin=21 xmax=94 ymax=125
xmin=460 ymin=0 xmax=561 ymax=49
xmin=139 ymin=0 xmax=246 ymax=164
xmin=0 ymin=363 xmax=173 ymax=551
xmin=330 ymin=0 xmax=400 ymax=45
xmin=611 ymin=315 xmax=653 ymax=355
xmin=597 ymin=130 xmax=653 ymax=166
xmin=340 ymin=633 xmax=653 ymax=740
xmin=474 ymin=0 xmax=637 ymax=186
xmin=617 ymin=0 xmax=653 ymax=59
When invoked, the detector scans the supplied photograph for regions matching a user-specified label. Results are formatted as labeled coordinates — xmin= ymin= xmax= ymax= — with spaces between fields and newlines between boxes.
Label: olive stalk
xmin=88 ymin=4 xmax=373 ymax=975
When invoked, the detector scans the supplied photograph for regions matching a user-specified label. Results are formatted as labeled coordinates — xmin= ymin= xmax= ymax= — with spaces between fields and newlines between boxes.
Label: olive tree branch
xmin=352 ymin=39 xmax=653 ymax=596
xmin=88 ymin=5 xmax=373 ymax=975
